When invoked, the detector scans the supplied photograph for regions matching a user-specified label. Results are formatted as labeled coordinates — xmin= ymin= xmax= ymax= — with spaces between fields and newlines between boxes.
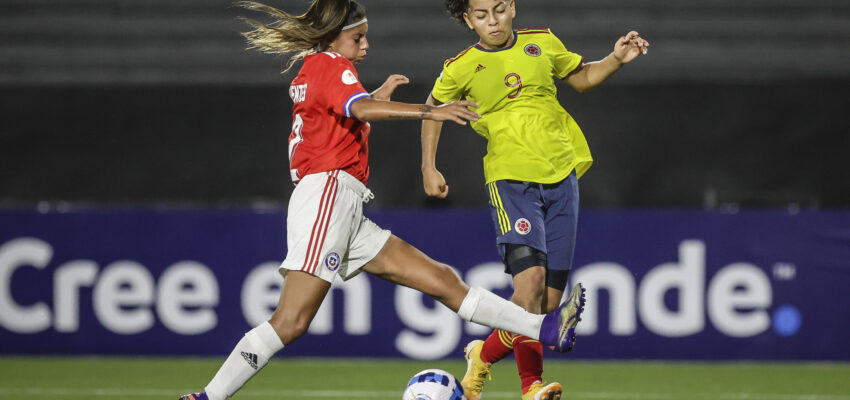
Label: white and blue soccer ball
xmin=402 ymin=369 xmax=466 ymax=400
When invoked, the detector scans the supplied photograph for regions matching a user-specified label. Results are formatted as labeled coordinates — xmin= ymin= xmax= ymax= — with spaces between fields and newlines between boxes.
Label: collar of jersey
xmin=474 ymin=30 xmax=518 ymax=52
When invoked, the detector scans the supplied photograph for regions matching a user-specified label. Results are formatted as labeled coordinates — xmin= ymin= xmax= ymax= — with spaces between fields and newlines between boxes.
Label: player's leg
xmin=512 ymin=267 xmax=549 ymax=397
xmin=511 ymin=264 xmax=547 ymax=313
xmin=180 ymin=171 xmax=354 ymax=400
xmin=267 ymin=271 xmax=332 ymax=344
xmin=480 ymin=181 xmax=551 ymax=397
xmin=505 ymin=245 xmax=552 ymax=397
xmin=197 ymin=272 xmax=330 ymax=400
xmin=519 ymin=270 xmax=568 ymax=400
xmin=540 ymin=171 xmax=582 ymax=349
xmin=361 ymin=233 xmax=580 ymax=400
xmin=355 ymin=229 xmax=512 ymax=400
xmin=180 ymin=271 xmax=329 ymax=400
xmin=543 ymin=272 xmax=568 ymax=314
xmin=523 ymin=279 xmax=582 ymax=400
xmin=360 ymin=234 xmax=547 ymax=335
xmin=360 ymin=234 xmax=468 ymax=309
xmin=523 ymin=172 xmax=583 ymax=400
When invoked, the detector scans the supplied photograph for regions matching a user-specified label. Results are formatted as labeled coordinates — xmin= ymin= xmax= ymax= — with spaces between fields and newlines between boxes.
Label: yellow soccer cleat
xmin=460 ymin=339 xmax=492 ymax=400
xmin=522 ymin=381 xmax=563 ymax=400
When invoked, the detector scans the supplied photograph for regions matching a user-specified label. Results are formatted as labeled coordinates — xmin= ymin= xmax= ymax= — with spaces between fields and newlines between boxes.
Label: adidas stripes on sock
xmin=204 ymin=322 xmax=284 ymax=400
xmin=480 ymin=329 xmax=516 ymax=364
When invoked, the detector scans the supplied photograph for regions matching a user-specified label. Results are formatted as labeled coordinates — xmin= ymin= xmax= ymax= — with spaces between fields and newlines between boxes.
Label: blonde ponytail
xmin=237 ymin=0 xmax=367 ymax=72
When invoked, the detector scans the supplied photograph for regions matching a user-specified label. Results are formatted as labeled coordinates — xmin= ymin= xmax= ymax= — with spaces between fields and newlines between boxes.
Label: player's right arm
xmin=349 ymin=97 xmax=478 ymax=125
xmin=421 ymin=94 xmax=449 ymax=198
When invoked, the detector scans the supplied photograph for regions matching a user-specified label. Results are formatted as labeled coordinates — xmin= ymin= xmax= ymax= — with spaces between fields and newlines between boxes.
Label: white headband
xmin=342 ymin=18 xmax=367 ymax=30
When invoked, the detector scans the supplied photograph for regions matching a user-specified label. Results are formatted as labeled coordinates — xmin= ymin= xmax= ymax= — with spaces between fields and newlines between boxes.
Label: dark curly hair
xmin=444 ymin=0 xmax=469 ymax=26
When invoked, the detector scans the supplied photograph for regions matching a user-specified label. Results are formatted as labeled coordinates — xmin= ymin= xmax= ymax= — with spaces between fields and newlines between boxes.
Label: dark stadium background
xmin=2 ymin=2 xmax=850 ymax=398
xmin=2 ymin=0 xmax=848 ymax=209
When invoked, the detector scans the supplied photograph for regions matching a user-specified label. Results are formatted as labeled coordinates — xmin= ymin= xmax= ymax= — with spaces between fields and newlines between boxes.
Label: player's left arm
xmin=564 ymin=31 xmax=649 ymax=93
xmin=421 ymin=94 xmax=450 ymax=198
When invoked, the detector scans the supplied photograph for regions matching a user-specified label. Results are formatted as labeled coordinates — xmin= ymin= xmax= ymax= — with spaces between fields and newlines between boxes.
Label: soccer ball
xmin=402 ymin=369 xmax=466 ymax=400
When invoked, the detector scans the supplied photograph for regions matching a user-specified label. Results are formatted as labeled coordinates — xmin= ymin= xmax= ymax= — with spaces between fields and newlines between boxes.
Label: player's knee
xmin=512 ymin=285 xmax=546 ymax=313
xmin=514 ymin=265 xmax=546 ymax=288
xmin=435 ymin=262 xmax=464 ymax=288
xmin=428 ymin=263 xmax=471 ymax=312
xmin=512 ymin=266 xmax=546 ymax=312
xmin=521 ymin=266 xmax=547 ymax=286
xmin=269 ymin=310 xmax=312 ymax=345
xmin=430 ymin=263 xmax=466 ymax=299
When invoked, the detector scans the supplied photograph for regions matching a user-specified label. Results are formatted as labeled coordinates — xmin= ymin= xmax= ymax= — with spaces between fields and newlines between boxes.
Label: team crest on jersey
xmin=341 ymin=69 xmax=358 ymax=85
xmin=324 ymin=252 xmax=341 ymax=271
xmin=524 ymin=44 xmax=542 ymax=57
xmin=515 ymin=218 xmax=532 ymax=235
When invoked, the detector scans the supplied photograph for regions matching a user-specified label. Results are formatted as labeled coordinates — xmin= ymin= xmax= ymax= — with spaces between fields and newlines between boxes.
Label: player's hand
xmin=429 ymin=100 xmax=480 ymax=125
xmin=613 ymin=31 xmax=649 ymax=64
xmin=371 ymin=74 xmax=410 ymax=101
xmin=422 ymin=167 xmax=450 ymax=198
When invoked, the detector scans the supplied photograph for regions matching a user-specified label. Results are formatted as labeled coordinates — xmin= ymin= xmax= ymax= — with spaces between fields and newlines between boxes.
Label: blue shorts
xmin=487 ymin=171 xmax=579 ymax=273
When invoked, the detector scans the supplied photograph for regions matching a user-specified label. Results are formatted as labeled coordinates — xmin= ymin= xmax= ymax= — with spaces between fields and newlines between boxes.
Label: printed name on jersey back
xmin=290 ymin=84 xmax=307 ymax=103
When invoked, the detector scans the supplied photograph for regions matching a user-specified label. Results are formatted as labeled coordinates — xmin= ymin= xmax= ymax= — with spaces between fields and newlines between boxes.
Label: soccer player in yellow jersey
xmin=421 ymin=1 xmax=649 ymax=399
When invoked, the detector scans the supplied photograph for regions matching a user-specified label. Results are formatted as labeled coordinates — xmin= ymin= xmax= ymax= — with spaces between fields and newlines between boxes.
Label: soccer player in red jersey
xmin=178 ymin=1 xmax=588 ymax=399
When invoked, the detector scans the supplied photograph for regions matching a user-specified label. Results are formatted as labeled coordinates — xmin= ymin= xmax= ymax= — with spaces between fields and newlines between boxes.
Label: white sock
xmin=204 ymin=321 xmax=284 ymax=400
xmin=457 ymin=286 xmax=544 ymax=339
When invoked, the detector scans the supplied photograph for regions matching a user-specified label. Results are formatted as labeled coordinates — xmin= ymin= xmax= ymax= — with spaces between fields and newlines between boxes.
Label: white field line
xmin=0 ymin=388 xmax=848 ymax=400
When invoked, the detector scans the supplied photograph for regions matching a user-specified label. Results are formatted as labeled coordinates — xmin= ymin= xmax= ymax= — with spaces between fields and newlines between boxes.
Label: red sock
xmin=513 ymin=336 xmax=543 ymax=393
xmin=479 ymin=329 xmax=515 ymax=364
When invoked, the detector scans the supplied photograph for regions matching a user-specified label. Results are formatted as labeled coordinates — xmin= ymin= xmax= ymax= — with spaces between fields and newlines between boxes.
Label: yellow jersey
xmin=431 ymin=28 xmax=593 ymax=184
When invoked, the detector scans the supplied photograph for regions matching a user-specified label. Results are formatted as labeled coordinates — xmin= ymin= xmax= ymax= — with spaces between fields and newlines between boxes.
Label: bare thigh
xmin=268 ymin=270 xmax=331 ymax=345
xmin=361 ymin=234 xmax=469 ymax=312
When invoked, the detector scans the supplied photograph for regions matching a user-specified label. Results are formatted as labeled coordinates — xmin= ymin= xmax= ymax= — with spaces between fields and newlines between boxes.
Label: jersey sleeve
xmin=430 ymin=64 xmax=463 ymax=104
xmin=323 ymin=56 xmax=371 ymax=118
xmin=547 ymin=29 xmax=585 ymax=79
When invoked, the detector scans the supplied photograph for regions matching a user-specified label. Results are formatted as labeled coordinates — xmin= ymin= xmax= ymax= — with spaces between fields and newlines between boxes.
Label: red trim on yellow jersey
xmin=444 ymin=45 xmax=475 ymax=67
xmin=560 ymin=56 xmax=587 ymax=80
xmin=517 ymin=28 xmax=550 ymax=35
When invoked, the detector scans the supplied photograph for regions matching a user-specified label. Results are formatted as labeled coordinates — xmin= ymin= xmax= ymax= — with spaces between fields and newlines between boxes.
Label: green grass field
xmin=0 ymin=357 xmax=848 ymax=400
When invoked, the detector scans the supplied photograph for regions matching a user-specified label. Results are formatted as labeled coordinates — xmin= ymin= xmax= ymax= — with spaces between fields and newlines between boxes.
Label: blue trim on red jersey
xmin=344 ymin=91 xmax=370 ymax=118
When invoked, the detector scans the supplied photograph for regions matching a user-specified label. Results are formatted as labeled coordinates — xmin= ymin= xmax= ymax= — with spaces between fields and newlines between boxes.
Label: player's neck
xmin=477 ymin=31 xmax=515 ymax=50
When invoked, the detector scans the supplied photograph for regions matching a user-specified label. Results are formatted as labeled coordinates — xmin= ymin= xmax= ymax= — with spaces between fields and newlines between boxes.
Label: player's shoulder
xmin=516 ymin=28 xmax=557 ymax=47
xmin=301 ymin=52 xmax=357 ymax=78
xmin=307 ymin=51 xmax=356 ymax=69
xmin=442 ymin=45 xmax=476 ymax=70
xmin=516 ymin=28 xmax=569 ymax=52
xmin=303 ymin=52 xmax=360 ymax=85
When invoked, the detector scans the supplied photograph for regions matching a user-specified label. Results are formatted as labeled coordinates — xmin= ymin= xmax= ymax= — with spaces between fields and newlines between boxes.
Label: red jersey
xmin=287 ymin=52 xmax=372 ymax=185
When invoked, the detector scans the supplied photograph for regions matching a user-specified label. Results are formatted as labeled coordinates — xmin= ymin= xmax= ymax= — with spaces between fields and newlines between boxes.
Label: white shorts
xmin=280 ymin=170 xmax=392 ymax=283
